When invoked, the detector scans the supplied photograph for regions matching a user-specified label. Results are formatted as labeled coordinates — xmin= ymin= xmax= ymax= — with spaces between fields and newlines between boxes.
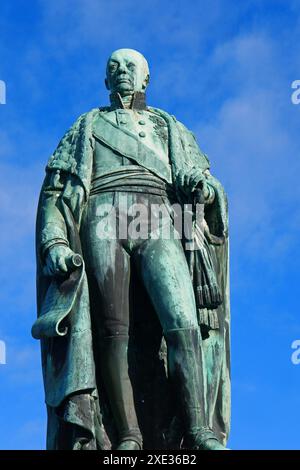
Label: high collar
xmin=109 ymin=91 xmax=147 ymax=111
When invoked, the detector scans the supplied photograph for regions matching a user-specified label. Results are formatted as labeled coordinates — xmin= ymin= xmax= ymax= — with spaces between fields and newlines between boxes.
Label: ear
xmin=142 ymin=74 xmax=150 ymax=90
xmin=105 ymin=78 xmax=110 ymax=90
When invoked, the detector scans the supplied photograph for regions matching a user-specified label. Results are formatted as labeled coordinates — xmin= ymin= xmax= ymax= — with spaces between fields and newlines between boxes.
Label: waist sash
xmin=90 ymin=167 xmax=175 ymax=198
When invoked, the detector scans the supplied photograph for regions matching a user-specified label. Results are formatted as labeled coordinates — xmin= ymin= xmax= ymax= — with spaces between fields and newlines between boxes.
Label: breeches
xmin=81 ymin=191 xmax=199 ymax=337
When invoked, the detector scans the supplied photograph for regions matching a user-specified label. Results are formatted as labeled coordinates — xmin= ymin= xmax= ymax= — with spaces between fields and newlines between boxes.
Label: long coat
xmin=32 ymin=106 xmax=230 ymax=449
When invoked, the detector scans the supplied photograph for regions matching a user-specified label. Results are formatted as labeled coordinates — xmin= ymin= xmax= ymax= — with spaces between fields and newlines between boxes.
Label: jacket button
xmin=138 ymin=120 xmax=145 ymax=125
xmin=139 ymin=131 xmax=146 ymax=137
xmin=119 ymin=120 xmax=127 ymax=125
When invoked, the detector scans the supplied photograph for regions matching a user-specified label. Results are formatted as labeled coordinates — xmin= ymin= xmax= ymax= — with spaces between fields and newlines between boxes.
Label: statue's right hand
xmin=44 ymin=245 xmax=76 ymax=277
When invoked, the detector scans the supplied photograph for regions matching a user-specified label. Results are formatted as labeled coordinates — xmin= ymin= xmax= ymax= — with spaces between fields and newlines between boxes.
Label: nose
xmin=118 ymin=62 xmax=127 ymax=74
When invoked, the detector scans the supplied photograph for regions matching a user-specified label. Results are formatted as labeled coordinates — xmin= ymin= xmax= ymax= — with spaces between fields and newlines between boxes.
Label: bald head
xmin=105 ymin=49 xmax=150 ymax=97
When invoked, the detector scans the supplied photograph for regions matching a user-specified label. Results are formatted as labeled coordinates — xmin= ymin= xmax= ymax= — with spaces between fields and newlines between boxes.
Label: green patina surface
xmin=33 ymin=49 xmax=230 ymax=450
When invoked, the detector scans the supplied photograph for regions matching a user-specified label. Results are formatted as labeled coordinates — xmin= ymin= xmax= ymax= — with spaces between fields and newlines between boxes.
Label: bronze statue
xmin=32 ymin=49 xmax=230 ymax=450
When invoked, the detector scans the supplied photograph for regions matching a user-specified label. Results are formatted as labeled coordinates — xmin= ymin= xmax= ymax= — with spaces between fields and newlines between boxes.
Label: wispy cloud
xmin=194 ymin=32 xmax=300 ymax=261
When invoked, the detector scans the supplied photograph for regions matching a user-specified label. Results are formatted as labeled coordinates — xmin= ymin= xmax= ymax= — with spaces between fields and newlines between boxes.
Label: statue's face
xmin=105 ymin=49 xmax=149 ymax=96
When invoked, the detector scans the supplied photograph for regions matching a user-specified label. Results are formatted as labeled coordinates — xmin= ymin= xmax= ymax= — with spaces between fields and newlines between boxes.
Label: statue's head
xmin=105 ymin=49 xmax=150 ymax=97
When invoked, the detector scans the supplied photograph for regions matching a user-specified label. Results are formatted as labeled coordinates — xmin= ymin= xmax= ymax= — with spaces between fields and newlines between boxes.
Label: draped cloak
xmin=32 ymin=106 xmax=230 ymax=449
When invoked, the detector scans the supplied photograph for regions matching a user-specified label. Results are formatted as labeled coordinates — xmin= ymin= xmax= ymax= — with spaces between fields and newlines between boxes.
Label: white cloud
xmin=193 ymin=33 xmax=300 ymax=260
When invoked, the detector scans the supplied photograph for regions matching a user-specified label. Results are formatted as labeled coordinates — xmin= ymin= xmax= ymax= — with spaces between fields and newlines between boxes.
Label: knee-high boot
xmin=99 ymin=335 xmax=143 ymax=450
xmin=165 ymin=327 xmax=227 ymax=450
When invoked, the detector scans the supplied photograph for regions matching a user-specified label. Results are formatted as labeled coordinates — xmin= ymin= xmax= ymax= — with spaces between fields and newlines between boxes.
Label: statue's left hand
xmin=176 ymin=168 xmax=209 ymax=198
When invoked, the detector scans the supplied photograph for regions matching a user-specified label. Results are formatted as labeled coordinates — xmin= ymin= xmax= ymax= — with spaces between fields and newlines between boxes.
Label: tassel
xmin=208 ymin=310 xmax=219 ymax=329
xmin=198 ymin=309 xmax=208 ymax=326
xmin=203 ymin=284 xmax=211 ymax=306
xmin=210 ymin=284 xmax=222 ymax=307
xmin=198 ymin=309 xmax=220 ymax=331
xmin=196 ymin=286 xmax=204 ymax=307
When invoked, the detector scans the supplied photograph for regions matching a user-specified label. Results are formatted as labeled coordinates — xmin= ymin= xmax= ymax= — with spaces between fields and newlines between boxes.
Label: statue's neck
xmin=121 ymin=94 xmax=134 ymax=109
xmin=109 ymin=92 xmax=147 ymax=111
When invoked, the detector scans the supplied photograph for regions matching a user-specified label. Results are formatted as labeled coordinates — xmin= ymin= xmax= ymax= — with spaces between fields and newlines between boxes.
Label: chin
xmin=115 ymin=84 xmax=133 ymax=94
xmin=118 ymin=90 xmax=134 ymax=97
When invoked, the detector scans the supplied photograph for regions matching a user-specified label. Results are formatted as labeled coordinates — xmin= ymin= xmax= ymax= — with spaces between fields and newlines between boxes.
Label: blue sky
xmin=0 ymin=0 xmax=300 ymax=449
